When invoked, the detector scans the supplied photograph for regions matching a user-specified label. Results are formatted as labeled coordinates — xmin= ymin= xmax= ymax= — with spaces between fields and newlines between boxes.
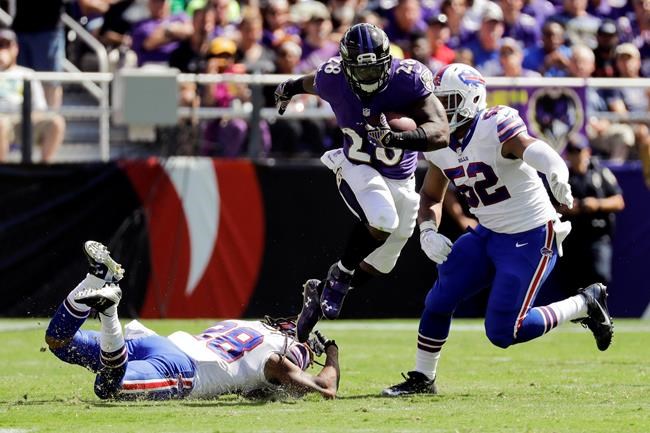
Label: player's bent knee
xmin=368 ymin=225 xmax=391 ymax=241
xmin=485 ymin=329 xmax=515 ymax=349
xmin=45 ymin=334 xmax=69 ymax=350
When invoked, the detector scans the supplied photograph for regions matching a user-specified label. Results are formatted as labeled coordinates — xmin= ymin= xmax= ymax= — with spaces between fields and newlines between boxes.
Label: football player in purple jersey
xmin=274 ymin=23 xmax=449 ymax=342
xmin=45 ymin=241 xmax=340 ymax=400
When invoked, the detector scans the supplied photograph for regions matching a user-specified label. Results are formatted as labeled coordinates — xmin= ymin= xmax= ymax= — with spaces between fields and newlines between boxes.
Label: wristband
xmin=285 ymin=78 xmax=306 ymax=97
xmin=324 ymin=340 xmax=338 ymax=350
xmin=420 ymin=220 xmax=438 ymax=233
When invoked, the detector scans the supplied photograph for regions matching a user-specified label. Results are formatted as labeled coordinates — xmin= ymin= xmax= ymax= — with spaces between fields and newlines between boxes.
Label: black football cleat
xmin=577 ymin=283 xmax=614 ymax=351
xmin=296 ymin=279 xmax=323 ymax=343
xmin=75 ymin=284 xmax=122 ymax=315
xmin=382 ymin=371 xmax=437 ymax=397
xmin=320 ymin=263 xmax=353 ymax=320
xmin=84 ymin=240 xmax=124 ymax=283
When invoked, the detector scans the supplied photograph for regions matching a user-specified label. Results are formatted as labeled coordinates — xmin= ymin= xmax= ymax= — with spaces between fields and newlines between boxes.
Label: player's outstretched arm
xmin=502 ymin=132 xmax=574 ymax=208
xmin=418 ymin=163 xmax=453 ymax=264
xmin=264 ymin=343 xmax=340 ymax=399
xmin=274 ymin=73 xmax=317 ymax=115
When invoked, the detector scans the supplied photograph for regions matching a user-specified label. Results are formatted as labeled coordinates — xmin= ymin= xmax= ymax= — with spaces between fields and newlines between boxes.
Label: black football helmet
xmin=340 ymin=23 xmax=392 ymax=98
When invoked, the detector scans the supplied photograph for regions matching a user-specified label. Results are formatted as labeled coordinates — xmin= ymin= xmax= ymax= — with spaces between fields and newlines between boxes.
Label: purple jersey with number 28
xmin=314 ymin=57 xmax=434 ymax=180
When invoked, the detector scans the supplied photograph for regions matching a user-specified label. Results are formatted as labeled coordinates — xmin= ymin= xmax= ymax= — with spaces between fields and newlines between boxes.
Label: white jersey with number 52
xmin=168 ymin=320 xmax=310 ymax=398
xmin=423 ymin=106 xmax=557 ymax=234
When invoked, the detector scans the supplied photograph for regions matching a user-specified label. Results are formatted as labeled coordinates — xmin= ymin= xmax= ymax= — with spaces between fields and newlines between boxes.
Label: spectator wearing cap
xmin=568 ymin=44 xmax=635 ymax=162
xmin=295 ymin=2 xmax=339 ymax=74
xmin=499 ymin=0 xmax=541 ymax=48
xmin=549 ymin=0 xmax=601 ymax=48
xmin=495 ymin=37 xmax=541 ymax=77
xmin=592 ymin=19 xmax=619 ymax=78
xmin=607 ymin=43 xmax=650 ymax=181
xmin=11 ymin=0 xmax=65 ymax=108
xmin=261 ymin=0 xmax=301 ymax=49
xmin=0 ymin=29 xmax=65 ymax=163
xmin=558 ymin=133 xmax=625 ymax=295
xmin=384 ymin=0 xmax=428 ymax=55
xmin=439 ymin=0 xmax=474 ymax=50
xmin=627 ymin=0 xmax=650 ymax=77
xmin=236 ymin=8 xmax=276 ymax=74
xmin=426 ymin=14 xmax=456 ymax=69
xmin=202 ymin=37 xmax=271 ymax=157
xmin=464 ymin=1 xmax=505 ymax=74
xmin=132 ymin=0 xmax=194 ymax=66
xmin=522 ymin=20 xmax=572 ymax=77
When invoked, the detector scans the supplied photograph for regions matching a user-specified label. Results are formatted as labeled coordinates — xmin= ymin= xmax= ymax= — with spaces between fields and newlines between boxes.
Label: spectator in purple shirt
xmin=296 ymin=3 xmax=339 ymax=74
xmin=209 ymin=0 xmax=239 ymax=40
xmin=464 ymin=2 xmax=504 ymax=74
xmin=499 ymin=0 xmax=540 ymax=48
xmin=384 ymin=0 xmax=428 ymax=54
xmin=522 ymin=0 xmax=556 ymax=27
xmin=261 ymin=0 xmax=301 ymax=49
xmin=132 ymin=0 xmax=193 ymax=66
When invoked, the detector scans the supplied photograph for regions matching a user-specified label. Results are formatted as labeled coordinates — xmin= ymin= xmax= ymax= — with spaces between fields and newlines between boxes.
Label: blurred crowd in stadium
xmin=0 ymin=0 xmax=649 ymax=170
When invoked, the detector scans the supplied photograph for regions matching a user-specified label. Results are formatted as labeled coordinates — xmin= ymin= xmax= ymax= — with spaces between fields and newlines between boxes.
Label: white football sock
xmin=66 ymin=274 xmax=106 ymax=313
xmin=100 ymin=307 xmax=124 ymax=353
xmin=545 ymin=294 xmax=588 ymax=324
xmin=337 ymin=261 xmax=355 ymax=275
xmin=415 ymin=349 xmax=440 ymax=380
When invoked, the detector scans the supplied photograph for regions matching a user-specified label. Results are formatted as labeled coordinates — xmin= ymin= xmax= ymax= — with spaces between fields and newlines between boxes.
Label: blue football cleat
xmin=320 ymin=263 xmax=353 ymax=320
xmin=296 ymin=279 xmax=323 ymax=343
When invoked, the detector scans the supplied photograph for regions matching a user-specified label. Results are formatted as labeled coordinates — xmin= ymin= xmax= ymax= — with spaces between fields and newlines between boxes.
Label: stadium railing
xmin=2 ymin=72 xmax=650 ymax=163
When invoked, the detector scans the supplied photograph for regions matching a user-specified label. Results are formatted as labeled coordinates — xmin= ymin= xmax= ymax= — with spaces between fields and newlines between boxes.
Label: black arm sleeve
xmin=389 ymin=127 xmax=430 ymax=151
xmin=285 ymin=78 xmax=307 ymax=97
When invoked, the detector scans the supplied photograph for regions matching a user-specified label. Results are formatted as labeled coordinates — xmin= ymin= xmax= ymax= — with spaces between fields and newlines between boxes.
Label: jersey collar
xmin=450 ymin=109 xmax=483 ymax=153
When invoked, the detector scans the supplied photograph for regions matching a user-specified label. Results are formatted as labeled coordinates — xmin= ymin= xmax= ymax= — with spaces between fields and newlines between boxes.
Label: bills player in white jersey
xmin=45 ymin=241 xmax=340 ymax=400
xmin=383 ymin=64 xmax=614 ymax=396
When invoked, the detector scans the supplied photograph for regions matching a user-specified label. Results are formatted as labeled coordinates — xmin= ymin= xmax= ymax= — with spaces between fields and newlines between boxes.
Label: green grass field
xmin=1 ymin=318 xmax=649 ymax=433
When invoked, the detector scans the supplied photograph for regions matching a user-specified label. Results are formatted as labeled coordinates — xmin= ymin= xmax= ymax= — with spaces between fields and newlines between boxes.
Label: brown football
xmin=385 ymin=112 xmax=417 ymax=131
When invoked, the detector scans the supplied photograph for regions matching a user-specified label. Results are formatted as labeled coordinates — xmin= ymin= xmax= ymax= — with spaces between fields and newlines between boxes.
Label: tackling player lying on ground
xmin=45 ymin=241 xmax=340 ymax=400
xmin=274 ymin=23 xmax=450 ymax=342
xmin=382 ymin=64 xmax=614 ymax=396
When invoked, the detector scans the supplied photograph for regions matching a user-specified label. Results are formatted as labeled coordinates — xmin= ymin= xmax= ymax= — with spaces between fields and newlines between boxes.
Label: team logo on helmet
xmin=458 ymin=70 xmax=486 ymax=87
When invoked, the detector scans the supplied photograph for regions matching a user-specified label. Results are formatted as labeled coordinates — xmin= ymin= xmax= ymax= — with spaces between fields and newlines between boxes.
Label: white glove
xmin=420 ymin=229 xmax=453 ymax=264
xmin=550 ymin=172 xmax=574 ymax=208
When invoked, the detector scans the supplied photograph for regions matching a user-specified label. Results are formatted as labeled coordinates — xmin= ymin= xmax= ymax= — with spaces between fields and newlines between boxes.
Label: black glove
xmin=274 ymin=79 xmax=295 ymax=115
xmin=366 ymin=113 xmax=395 ymax=148
xmin=307 ymin=330 xmax=337 ymax=356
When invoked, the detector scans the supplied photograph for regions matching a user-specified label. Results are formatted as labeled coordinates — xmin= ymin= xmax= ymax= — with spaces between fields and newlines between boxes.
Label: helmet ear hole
xmin=473 ymin=95 xmax=480 ymax=103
